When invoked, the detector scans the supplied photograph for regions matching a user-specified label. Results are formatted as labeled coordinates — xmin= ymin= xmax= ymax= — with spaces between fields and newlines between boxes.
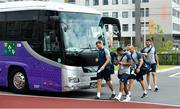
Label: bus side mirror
xmin=100 ymin=17 xmax=121 ymax=41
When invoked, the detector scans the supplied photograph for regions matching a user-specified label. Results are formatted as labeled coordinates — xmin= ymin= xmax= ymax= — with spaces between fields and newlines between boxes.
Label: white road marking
xmin=169 ymin=72 xmax=180 ymax=78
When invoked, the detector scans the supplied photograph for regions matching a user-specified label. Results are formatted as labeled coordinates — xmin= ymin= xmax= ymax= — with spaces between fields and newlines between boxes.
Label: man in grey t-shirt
xmin=141 ymin=39 xmax=159 ymax=92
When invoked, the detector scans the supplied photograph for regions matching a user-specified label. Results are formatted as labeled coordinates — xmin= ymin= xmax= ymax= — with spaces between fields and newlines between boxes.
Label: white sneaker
xmin=123 ymin=96 xmax=131 ymax=102
xmin=148 ymin=85 xmax=152 ymax=90
xmin=114 ymin=96 xmax=121 ymax=101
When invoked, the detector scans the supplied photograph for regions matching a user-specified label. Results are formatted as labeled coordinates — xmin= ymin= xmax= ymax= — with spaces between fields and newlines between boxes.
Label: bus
xmin=0 ymin=1 xmax=121 ymax=93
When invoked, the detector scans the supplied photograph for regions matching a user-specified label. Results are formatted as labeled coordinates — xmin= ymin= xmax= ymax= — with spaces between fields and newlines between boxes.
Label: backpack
xmin=131 ymin=51 xmax=151 ymax=75
xmin=141 ymin=46 xmax=157 ymax=65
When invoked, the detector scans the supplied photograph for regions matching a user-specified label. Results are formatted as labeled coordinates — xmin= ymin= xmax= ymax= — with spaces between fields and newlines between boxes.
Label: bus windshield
xmin=60 ymin=12 xmax=106 ymax=52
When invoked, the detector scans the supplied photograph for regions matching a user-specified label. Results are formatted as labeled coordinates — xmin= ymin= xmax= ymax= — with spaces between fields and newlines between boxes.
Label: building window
xmin=142 ymin=0 xmax=149 ymax=3
xmin=112 ymin=0 xmax=118 ymax=5
xmin=132 ymin=24 xmax=135 ymax=31
xmin=140 ymin=8 xmax=144 ymax=17
xmin=103 ymin=12 xmax=109 ymax=17
xmin=132 ymin=11 xmax=135 ymax=17
xmin=146 ymin=8 xmax=149 ymax=17
xmin=146 ymin=22 xmax=149 ymax=27
xmin=173 ymin=23 xmax=180 ymax=31
xmin=173 ymin=8 xmax=180 ymax=18
xmin=122 ymin=24 xmax=129 ymax=31
xmin=122 ymin=11 xmax=128 ymax=18
xmin=132 ymin=0 xmax=135 ymax=4
xmin=85 ymin=0 xmax=90 ymax=6
xmin=112 ymin=12 xmax=118 ymax=18
xmin=173 ymin=0 xmax=180 ymax=5
xmin=103 ymin=0 xmax=108 ymax=5
xmin=141 ymin=22 xmax=149 ymax=27
xmin=122 ymin=0 xmax=128 ymax=4
xmin=93 ymin=0 xmax=99 ymax=6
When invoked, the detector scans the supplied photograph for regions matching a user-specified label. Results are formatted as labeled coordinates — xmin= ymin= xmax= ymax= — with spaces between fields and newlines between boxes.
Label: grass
xmin=114 ymin=65 xmax=177 ymax=71
xmin=157 ymin=65 xmax=177 ymax=70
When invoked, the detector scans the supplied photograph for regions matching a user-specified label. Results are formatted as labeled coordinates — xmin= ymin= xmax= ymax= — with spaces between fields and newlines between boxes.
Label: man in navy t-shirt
xmin=95 ymin=41 xmax=115 ymax=99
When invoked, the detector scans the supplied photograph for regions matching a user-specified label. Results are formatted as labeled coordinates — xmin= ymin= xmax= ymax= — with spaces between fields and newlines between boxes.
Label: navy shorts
xmin=97 ymin=69 xmax=111 ymax=81
xmin=136 ymin=71 xmax=144 ymax=82
xmin=129 ymin=74 xmax=136 ymax=80
xmin=110 ymin=64 xmax=115 ymax=74
xmin=150 ymin=63 xmax=157 ymax=72
xmin=118 ymin=73 xmax=130 ymax=84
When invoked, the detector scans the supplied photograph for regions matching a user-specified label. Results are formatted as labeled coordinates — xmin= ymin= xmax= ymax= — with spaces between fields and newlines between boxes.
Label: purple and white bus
xmin=0 ymin=1 xmax=121 ymax=93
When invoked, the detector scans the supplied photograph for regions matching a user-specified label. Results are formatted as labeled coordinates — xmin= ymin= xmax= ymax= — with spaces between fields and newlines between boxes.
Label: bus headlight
xmin=68 ymin=77 xmax=80 ymax=83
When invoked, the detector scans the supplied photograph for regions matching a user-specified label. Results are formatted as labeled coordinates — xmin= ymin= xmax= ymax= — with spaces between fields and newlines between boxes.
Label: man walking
xmin=96 ymin=41 xmax=116 ymax=99
xmin=141 ymin=39 xmax=159 ymax=92
xmin=126 ymin=44 xmax=136 ymax=97
xmin=129 ymin=45 xmax=148 ymax=98
xmin=114 ymin=47 xmax=132 ymax=101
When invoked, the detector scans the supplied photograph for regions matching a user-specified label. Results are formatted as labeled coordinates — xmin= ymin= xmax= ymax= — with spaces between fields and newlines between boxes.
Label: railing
xmin=158 ymin=53 xmax=180 ymax=65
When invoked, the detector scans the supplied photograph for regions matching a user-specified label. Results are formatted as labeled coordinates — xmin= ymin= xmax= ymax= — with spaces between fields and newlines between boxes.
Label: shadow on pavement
xmin=0 ymin=86 xmax=96 ymax=99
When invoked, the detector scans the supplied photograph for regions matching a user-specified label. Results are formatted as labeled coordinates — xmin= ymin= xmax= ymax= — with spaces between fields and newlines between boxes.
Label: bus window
xmin=39 ymin=11 xmax=61 ymax=62
xmin=0 ymin=13 xmax=5 ymax=40
xmin=42 ymin=12 xmax=60 ymax=52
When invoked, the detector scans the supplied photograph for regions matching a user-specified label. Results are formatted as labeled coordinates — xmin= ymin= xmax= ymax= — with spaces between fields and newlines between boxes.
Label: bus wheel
xmin=8 ymin=68 xmax=28 ymax=94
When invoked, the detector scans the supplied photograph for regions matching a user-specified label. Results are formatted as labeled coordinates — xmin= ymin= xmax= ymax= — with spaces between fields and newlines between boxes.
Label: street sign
xmin=3 ymin=41 xmax=17 ymax=56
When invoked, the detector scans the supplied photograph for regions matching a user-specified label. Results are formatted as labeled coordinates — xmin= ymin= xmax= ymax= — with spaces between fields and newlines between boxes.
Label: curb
xmin=114 ymin=66 xmax=180 ymax=74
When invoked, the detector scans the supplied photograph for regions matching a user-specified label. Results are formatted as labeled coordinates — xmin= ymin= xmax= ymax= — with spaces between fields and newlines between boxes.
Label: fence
xmin=158 ymin=54 xmax=180 ymax=65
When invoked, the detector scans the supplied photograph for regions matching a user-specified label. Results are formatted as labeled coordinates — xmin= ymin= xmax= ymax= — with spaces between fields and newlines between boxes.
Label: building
xmin=63 ymin=0 xmax=180 ymax=47
xmin=1 ymin=0 xmax=180 ymax=47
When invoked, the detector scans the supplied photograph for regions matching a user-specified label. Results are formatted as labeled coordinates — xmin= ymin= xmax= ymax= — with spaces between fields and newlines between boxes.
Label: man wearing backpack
xmin=129 ymin=45 xmax=148 ymax=98
xmin=95 ymin=41 xmax=116 ymax=99
xmin=141 ymin=39 xmax=159 ymax=92
xmin=114 ymin=47 xmax=132 ymax=102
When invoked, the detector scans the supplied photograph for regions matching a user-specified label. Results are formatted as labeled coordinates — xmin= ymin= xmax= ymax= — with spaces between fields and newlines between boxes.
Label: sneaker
xmin=109 ymin=94 xmax=116 ymax=100
xmin=114 ymin=96 xmax=121 ymax=101
xmin=95 ymin=96 xmax=100 ymax=99
xmin=123 ymin=96 xmax=131 ymax=102
xmin=154 ymin=88 xmax=159 ymax=92
xmin=148 ymin=85 xmax=152 ymax=90
xmin=141 ymin=93 xmax=148 ymax=98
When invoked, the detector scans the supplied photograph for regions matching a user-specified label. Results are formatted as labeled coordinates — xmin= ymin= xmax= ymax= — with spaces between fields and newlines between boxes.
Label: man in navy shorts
xmin=141 ymin=39 xmax=159 ymax=92
xmin=129 ymin=45 xmax=148 ymax=98
xmin=114 ymin=47 xmax=132 ymax=102
xmin=96 ymin=41 xmax=115 ymax=99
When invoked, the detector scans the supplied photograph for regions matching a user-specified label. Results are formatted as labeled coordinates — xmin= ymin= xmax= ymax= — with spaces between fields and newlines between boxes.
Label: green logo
xmin=4 ymin=41 xmax=17 ymax=56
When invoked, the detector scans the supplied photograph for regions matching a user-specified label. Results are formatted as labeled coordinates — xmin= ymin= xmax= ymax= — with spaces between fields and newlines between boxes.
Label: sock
xmin=155 ymin=85 xmax=158 ymax=88
xmin=148 ymin=85 xmax=152 ymax=89
xmin=126 ymin=95 xmax=130 ymax=98
xmin=97 ymin=92 xmax=101 ymax=98
xmin=128 ymin=91 xmax=131 ymax=96
xmin=112 ymin=91 xmax=116 ymax=95
xmin=144 ymin=90 xmax=147 ymax=94
xmin=117 ymin=92 xmax=122 ymax=99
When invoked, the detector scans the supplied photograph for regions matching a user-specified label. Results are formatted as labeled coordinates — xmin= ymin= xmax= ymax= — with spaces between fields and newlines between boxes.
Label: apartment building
xmin=63 ymin=0 xmax=180 ymax=47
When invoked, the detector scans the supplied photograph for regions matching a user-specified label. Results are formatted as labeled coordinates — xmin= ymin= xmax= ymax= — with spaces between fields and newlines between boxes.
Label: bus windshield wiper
xmin=78 ymin=44 xmax=95 ymax=55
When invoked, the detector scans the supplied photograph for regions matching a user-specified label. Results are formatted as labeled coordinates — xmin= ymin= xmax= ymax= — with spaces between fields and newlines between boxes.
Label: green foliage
xmin=147 ymin=24 xmax=174 ymax=53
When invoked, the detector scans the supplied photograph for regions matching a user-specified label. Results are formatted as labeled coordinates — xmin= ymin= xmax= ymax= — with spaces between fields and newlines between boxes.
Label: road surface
xmin=0 ymin=68 xmax=180 ymax=108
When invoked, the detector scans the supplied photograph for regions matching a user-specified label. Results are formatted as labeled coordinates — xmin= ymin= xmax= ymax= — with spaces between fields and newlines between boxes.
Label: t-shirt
xmin=141 ymin=46 xmax=156 ymax=64
xmin=117 ymin=53 xmax=131 ymax=75
xmin=126 ymin=50 xmax=131 ymax=55
xmin=98 ymin=48 xmax=110 ymax=67
xmin=131 ymin=51 xmax=143 ymax=69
